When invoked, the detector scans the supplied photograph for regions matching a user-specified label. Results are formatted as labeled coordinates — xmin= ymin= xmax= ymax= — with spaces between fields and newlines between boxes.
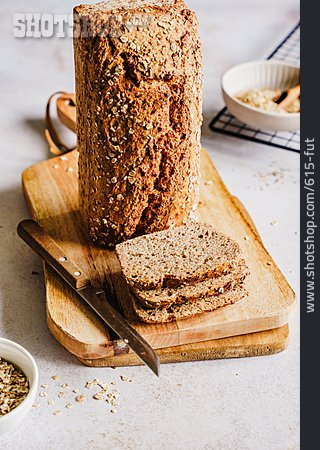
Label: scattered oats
xmin=110 ymin=409 xmax=117 ymax=414
xmin=117 ymin=194 xmax=124 ymax=200
xmin=124 ymin=338 xmax=129 ymax=344
xmin=267 ymin=262 xmax=272 ymax=266
xmin=93 ymin=393 xmax=104 ymax=400
xmin=145 ymin=123 xmax=153 ymax=130
xmin=73 ymin=388 xmax=79 ymax=393
xmin=111 ymin=157 xmax=117 ymax=163
xmin=120 ymin=35 xmax=128 ymax=43
xmin=128 ymin=177 xmax=135 ymax=184
xmin=270 ymin=220 xmax=279 ymax=226
xmin=128 ymin=128 xmax=134 ymax=134
xmin=204 ymin=180 xmax=213 ymax=186
xmin=52 ymin=375 xmax=59 ymax=381
xmin=66 ymin=167 xmax=74 ymax=173
xmin=39 ymin=392 xmax=48 ymax=397
xmin=48 ymin=400 xmax=54 ymax=406
xmin=58 ymin=392 xmax=65 ymax=398
xmin=32 ymin=402 xmax=40 ymax=408
xmin=85 ymin=381 xmax=94 ymax=389
xmin=66 ymin=403 xmax=73 ymax=409
xmin=76 ymin=395 xmax=85 ymax=403
xmin=53 ymin=410 xmax=62 ymax=416
xmin=102 ymin=218 xmax=108 ymax=225
xmin=62 ymin=383 xmax=70 ymax=389
xmin=59 ymin=156 xmax=67 ymax=161
xmin=40 ymin=384 xmax=48 ymax=389
xmin=52 ymin=164 xmax=58 ymax=169
xmin=110 ymin=381 xmax=116 ymax=386
xmin=111 ymin=177 xmax=117 ymax=184
xmin=120 ymin=375 xmax=131 ymax=382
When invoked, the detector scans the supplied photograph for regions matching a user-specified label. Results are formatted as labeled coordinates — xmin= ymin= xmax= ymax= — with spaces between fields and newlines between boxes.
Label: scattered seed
xmin=39 ymin=392 xmax=48 ymax=397
xmin=61 ymin=383 xmax=70 ymax=389
xmin=76 ymin=395 xmax=85 ymax=403
xmin=120 ymin=375 xmax=130 ymax=382
xmin=52 ymin=164 xmax=58 ymax=169
xmin=93 ymin=393 xmax=104 ymax=400
xmin=204 ymin=180 xmax=213 ymax=186
xmin=58 ymin=392 xmax=65 ymax=398
xmin=53 ymin=410 xmax=62 ymax=416
xmin=73 ymin=388 xmax=79 ymax=393
xmin=66 ymin=167 xmax=74 ymax=173
xmin=244 ymin=236 xmax=249 ymax=241
xmin=48 ymin=400 xmax=54 ymax=406
xmin=52 ymin=375 xmax=59 ymax=381
xmin=110 ymin=409 xmax=117 ymax=414
xmin=59 ymin=156 xmax=67 ymax=161
xmin=32 ymin=402 xmax=40 ymax=408
xmin=40 ymin=384 xmax=48 ymax=389
xmin=66 ymin=403 xmax=73 ymax=409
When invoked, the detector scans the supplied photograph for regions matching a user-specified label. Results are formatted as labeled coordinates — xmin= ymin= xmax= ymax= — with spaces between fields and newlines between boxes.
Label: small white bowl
xmin=0 ymin=338 xmax=38 ymax=436
xmin=221 ymin=60 xmax=300 ymax=131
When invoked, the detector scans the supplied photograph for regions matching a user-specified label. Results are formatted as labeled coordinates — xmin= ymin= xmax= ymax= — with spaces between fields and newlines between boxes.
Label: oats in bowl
xmin=237 ymin=88 xmax=300 ymax=113
xmin=0 ymin=357 xmax=30 ymax=416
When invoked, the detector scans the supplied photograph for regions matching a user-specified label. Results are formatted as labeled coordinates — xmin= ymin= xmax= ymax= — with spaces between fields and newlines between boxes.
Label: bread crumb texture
xmin=74 ymin=0 xmax=203 ymax=246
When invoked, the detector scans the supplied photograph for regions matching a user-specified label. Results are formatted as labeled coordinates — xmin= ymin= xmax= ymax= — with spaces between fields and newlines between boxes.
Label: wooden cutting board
xmin=22 ymin=144 xmax=295 ymax=364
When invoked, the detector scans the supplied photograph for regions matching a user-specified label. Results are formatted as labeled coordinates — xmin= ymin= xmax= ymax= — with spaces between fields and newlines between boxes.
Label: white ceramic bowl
xmin=0 ymin=338 xmax=38 ymax=436
xmin=221 ymin=60 xmax=300 ymax=131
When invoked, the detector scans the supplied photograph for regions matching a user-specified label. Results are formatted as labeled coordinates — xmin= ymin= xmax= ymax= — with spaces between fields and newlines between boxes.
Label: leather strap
xmin=45 ymin=91 xmax=76 ymax=156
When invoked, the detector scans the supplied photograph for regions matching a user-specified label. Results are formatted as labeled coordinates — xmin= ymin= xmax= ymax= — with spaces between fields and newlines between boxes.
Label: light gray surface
xmin=0 ymin=1 xmax=299 ymax=449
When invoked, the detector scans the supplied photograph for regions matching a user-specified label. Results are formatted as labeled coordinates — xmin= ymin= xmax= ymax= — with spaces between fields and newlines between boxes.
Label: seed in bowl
xmin=0 ymin=357 xmax=30 ymax=416
xmin=237 ymin=88 xmax=300 ymax=113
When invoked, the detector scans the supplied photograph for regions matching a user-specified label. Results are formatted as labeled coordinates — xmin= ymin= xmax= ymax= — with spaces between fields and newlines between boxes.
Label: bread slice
xmin=132 ymin=262 xmax=249 ymax=308
xmin=116 ymin=222 xmax=243 ymax=290
xmin=132 ymin=285 xmax=248 ymax=323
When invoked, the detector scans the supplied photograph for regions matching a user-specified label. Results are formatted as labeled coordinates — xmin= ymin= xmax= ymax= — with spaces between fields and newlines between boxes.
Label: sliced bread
xmin=132 ymin=285 xmax=248 ymax=323
xmin=132 ymin=261 xmax=249 ymax=308
xmin=116 ymin=222 xmax=243 ymax=290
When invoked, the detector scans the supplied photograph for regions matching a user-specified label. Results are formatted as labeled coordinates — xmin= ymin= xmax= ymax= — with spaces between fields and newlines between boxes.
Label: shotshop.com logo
xmin=12 ymin=13 xmax=153 ymax=38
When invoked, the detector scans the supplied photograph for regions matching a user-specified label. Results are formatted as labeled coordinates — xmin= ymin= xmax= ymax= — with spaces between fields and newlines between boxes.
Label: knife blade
xmin=17 ymin=219 xmax=160 ymax=376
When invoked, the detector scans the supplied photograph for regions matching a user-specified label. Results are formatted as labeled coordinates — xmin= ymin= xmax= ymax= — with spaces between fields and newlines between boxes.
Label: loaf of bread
xmin=116 ymin=222 xmax=244 ymax=290
xmin=74 ymin=0 xmax=203 ymax=246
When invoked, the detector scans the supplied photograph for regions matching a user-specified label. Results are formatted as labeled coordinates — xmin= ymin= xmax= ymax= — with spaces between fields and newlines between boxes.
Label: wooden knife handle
xmin=17 ymin=219 xmax=90 ymax=289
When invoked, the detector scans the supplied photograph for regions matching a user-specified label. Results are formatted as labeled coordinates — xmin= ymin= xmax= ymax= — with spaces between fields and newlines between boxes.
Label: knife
xmin=17 ymin=219 xmax=160 ymax=376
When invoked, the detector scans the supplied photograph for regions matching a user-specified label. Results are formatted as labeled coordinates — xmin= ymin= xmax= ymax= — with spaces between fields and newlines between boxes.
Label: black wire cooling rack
xmin=209 ymin=23 xmax=300 ymax=152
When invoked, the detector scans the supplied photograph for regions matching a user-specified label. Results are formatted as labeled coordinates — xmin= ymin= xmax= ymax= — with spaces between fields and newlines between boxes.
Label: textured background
xmin=0 ymin=0 xmax=299 ymax=449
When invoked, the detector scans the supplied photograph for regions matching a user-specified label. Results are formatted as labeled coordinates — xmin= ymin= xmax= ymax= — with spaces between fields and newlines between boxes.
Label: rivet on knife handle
xmin=17 ymin=219 xmax=90 ymax=289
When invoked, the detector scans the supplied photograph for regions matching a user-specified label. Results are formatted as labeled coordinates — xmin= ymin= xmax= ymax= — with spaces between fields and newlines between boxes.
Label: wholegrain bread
xmin=116 ymin=222 xmax=244 ymax=290
xmin=74 ymin=0 xmax=203 ymax=247
xmin=132 ymin=285 xmax=248 ymax=323
xmin=132 ymin=262 xmax=249 ymax=308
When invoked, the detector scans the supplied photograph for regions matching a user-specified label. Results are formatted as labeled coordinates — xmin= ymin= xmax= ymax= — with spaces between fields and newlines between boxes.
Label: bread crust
xmin=74 ymin=1 xmax=203 ymax=246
